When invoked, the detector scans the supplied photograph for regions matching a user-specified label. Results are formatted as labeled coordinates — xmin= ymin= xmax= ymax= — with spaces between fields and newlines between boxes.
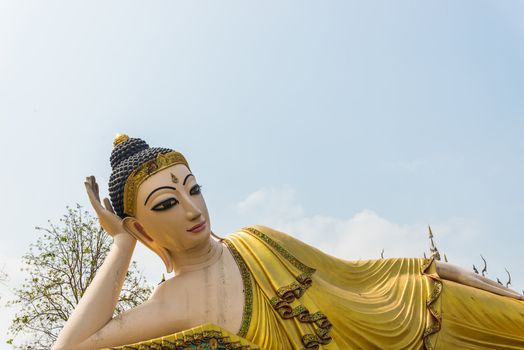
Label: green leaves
xmin=7 ymin=204 xmax=152 ymax=349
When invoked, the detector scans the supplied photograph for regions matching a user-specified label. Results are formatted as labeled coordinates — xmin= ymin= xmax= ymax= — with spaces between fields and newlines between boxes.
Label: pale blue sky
xmin=1 ymin=0 xmax=524 ymax=344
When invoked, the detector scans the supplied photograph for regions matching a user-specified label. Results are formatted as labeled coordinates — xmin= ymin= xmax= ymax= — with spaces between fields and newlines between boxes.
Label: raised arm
xmin=436 ymin=261 xmax=524 ymax=300
xmin=52 ymin=176 xmax=138 ymax=349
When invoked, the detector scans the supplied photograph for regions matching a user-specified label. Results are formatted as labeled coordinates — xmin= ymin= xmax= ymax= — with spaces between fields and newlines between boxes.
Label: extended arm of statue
xmin=435 ymin=261 xmax=524 ymax=300
xmin=52 ymin=177 xmax=172 ymax=350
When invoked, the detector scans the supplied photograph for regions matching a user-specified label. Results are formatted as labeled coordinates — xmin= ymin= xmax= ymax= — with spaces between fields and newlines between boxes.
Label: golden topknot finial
xmin=113 ymin=133 xmax=130 ymax=147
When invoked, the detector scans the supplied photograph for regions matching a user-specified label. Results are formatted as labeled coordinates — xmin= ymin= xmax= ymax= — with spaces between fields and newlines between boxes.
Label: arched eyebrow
xmin=183 ymin=173 xmax=194 ymax=186
xmin=144 ymin=186 xmax=177 ymax=205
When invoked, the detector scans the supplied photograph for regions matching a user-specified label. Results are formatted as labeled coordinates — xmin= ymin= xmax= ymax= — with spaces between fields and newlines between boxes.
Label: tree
xmin=0 ymin=268 xmax=7 ymax=284
xmin=0 ymin=267 xmax=8 ymax=299
xmin=8 ymin=205 xmax=152 ymax=349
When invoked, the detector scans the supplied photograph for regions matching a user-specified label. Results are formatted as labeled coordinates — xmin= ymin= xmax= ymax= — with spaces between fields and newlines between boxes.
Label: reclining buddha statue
xmin=52 ymin=135 xmax=524 ymax=350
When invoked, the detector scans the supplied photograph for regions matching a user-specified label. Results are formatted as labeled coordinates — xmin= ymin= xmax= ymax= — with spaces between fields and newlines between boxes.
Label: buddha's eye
xmin=152 ymin=198 xmax=178 ymax=211
xmin=190 ymin=184 xmax=202 ymax=196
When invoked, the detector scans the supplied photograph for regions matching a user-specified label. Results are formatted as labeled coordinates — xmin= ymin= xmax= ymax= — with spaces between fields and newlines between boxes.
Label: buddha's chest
xmin=163 ymin=248 xmax=245 ymax=334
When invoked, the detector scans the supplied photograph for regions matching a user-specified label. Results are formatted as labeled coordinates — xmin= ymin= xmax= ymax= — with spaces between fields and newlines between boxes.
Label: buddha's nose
xmin=184 ymin=199 xmax=202 ymax=221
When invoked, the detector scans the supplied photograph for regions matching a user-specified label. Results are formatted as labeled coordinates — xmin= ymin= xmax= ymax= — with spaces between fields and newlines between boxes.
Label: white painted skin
xmin=435 ymin=261 xmax=524 ymax=300
xmin=52 ymin=164 xmax=244 ymax=350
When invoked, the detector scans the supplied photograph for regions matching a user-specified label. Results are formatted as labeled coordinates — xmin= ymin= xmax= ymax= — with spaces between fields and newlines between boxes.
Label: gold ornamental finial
xmin=113 ymin=133 xmax=130 ymax=147
xmin=428 ymin=225 xmax=441 ymax=261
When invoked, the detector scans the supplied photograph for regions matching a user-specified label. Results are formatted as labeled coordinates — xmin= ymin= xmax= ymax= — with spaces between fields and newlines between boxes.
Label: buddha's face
xmin=133 ymin=163 xmax=211 ymax=253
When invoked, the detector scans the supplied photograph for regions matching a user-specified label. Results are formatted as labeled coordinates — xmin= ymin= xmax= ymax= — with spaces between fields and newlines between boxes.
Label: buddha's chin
xmin=178 ymin=230 xmax=211 ymax=252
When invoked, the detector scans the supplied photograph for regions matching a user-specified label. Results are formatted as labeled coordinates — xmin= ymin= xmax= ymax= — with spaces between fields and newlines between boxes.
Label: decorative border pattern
xmin=222 ymin=239 xmax=254 ymax=339
xmin=241 ymin=227 xmax=332 ymax=349
xmin=241 ymin=227 xmax=316 ymax=275
xmin=421 ymin=257 xmax=443 ymax=350
xmin=105 ymin=328 xmax=259 ymax=349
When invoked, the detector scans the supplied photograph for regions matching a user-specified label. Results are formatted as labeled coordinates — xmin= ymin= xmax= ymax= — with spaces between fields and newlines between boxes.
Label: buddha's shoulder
xmin=225 ymin=224 xmax=336 ymax=265
xmin=147 ymin=271 xmax=192 ymax=303
xmin=225 ymin=225 xmax=429 ymax=270
xmin=226 ymin=224 xmax=307 ymax=248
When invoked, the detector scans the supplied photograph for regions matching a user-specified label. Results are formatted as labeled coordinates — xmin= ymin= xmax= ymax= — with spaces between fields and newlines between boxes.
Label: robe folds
xmin=223 ymin=225 xmax=524 ymax=350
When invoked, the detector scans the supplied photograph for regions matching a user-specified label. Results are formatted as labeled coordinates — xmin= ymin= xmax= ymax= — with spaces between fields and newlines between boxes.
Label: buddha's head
xmin=108 ymin=134 xmax=211 ymax=272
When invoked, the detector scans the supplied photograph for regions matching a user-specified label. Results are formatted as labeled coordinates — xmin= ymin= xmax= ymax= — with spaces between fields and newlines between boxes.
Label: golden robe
xmin=223 ymin=225 xmax=524 ymax=350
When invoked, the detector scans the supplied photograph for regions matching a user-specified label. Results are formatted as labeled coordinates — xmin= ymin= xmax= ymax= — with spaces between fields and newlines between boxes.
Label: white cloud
xmin=236 ymin=185 xmax=304 ymax=223
xmin=235 ymin=185 xmax=482 ymax=263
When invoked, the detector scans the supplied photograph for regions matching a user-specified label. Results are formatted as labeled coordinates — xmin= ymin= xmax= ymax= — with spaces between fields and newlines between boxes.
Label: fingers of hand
xmin=85 ymin=176 xmax=104 ymax=213
xmin=89 ymin=176 xmax=101 ymax=202
xmin=86 ymin=187 xmax=102 ymax=212
xmin=103 ymin=198 xmax=116 ymax=214
xmin=94 ymin=182 xmax=100 ymax=199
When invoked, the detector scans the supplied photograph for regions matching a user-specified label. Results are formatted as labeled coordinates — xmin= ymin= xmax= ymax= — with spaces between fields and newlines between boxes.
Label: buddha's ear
xmin=122 ymin=217 xmax=174 ymax=273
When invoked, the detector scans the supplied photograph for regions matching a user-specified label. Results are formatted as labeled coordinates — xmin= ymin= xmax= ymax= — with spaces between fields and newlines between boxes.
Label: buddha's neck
xmin=169 ymin=235 xmax=223 ymax=275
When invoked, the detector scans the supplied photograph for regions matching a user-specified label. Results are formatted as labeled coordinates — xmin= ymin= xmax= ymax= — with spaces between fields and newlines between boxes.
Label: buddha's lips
xmin=187 ymin=221 xmax=206 ymax=233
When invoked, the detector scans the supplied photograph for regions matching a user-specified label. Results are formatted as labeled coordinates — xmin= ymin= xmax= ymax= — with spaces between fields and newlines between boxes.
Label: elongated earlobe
xmin=122 ymin=217 xmax=174 ymax=273
xmin=132 ymin=222 xmax=153 ymax=242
